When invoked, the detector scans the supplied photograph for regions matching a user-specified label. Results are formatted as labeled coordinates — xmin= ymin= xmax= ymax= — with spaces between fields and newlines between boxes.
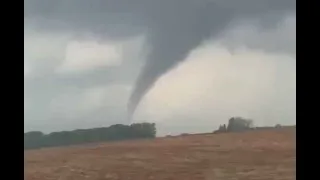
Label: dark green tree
xmin=227 ymin=117 xmax=253 ymax=132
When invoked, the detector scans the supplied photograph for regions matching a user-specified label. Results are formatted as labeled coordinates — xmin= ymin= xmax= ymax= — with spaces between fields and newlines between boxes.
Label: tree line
xmin=214 ymin=117 xmax=254 ymax=133
xmin=214 ymin=116 xmax=287 ymax=134
xmin=24 ymin=123 xmax=156 ymax=150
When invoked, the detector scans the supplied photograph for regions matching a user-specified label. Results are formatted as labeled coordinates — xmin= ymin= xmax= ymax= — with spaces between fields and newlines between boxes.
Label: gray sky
xmin=24 ymin=0 xmax=296 ymax=136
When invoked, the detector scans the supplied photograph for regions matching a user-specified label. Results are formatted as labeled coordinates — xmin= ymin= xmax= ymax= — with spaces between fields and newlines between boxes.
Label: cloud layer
xmin=24 ymin=0 xmax=296 ymax=135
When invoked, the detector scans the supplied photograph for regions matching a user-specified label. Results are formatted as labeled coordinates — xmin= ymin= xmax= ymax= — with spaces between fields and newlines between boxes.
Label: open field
xmin=25 ymin=128 xmax=295 ymax=180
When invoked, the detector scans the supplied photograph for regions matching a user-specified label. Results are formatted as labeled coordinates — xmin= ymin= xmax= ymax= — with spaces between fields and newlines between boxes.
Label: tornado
xmin=127 ymin=2 xmax=226 ymax=118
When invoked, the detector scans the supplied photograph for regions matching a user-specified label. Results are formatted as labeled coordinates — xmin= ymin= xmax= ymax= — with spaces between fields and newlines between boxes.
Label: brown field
xmin=25 ymin=128 xmax=296 ymax=180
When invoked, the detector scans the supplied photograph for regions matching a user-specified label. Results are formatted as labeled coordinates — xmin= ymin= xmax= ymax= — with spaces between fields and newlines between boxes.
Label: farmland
xmin=25 ymin=128 xmax=295 ymax=180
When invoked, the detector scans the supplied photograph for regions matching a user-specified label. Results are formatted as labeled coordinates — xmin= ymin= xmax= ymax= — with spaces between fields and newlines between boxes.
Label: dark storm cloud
xmin=24 ymin=0 xmax=296 ymax=119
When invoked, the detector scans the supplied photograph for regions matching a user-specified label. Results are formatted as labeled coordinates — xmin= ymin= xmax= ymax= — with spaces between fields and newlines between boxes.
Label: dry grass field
xmin=25 ymin=128 xmax=295 ymax=180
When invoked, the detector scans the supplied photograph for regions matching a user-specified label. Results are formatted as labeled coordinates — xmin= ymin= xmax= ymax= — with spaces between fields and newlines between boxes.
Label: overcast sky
xmin=24 ymin=0 xmax=296 ymax=136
